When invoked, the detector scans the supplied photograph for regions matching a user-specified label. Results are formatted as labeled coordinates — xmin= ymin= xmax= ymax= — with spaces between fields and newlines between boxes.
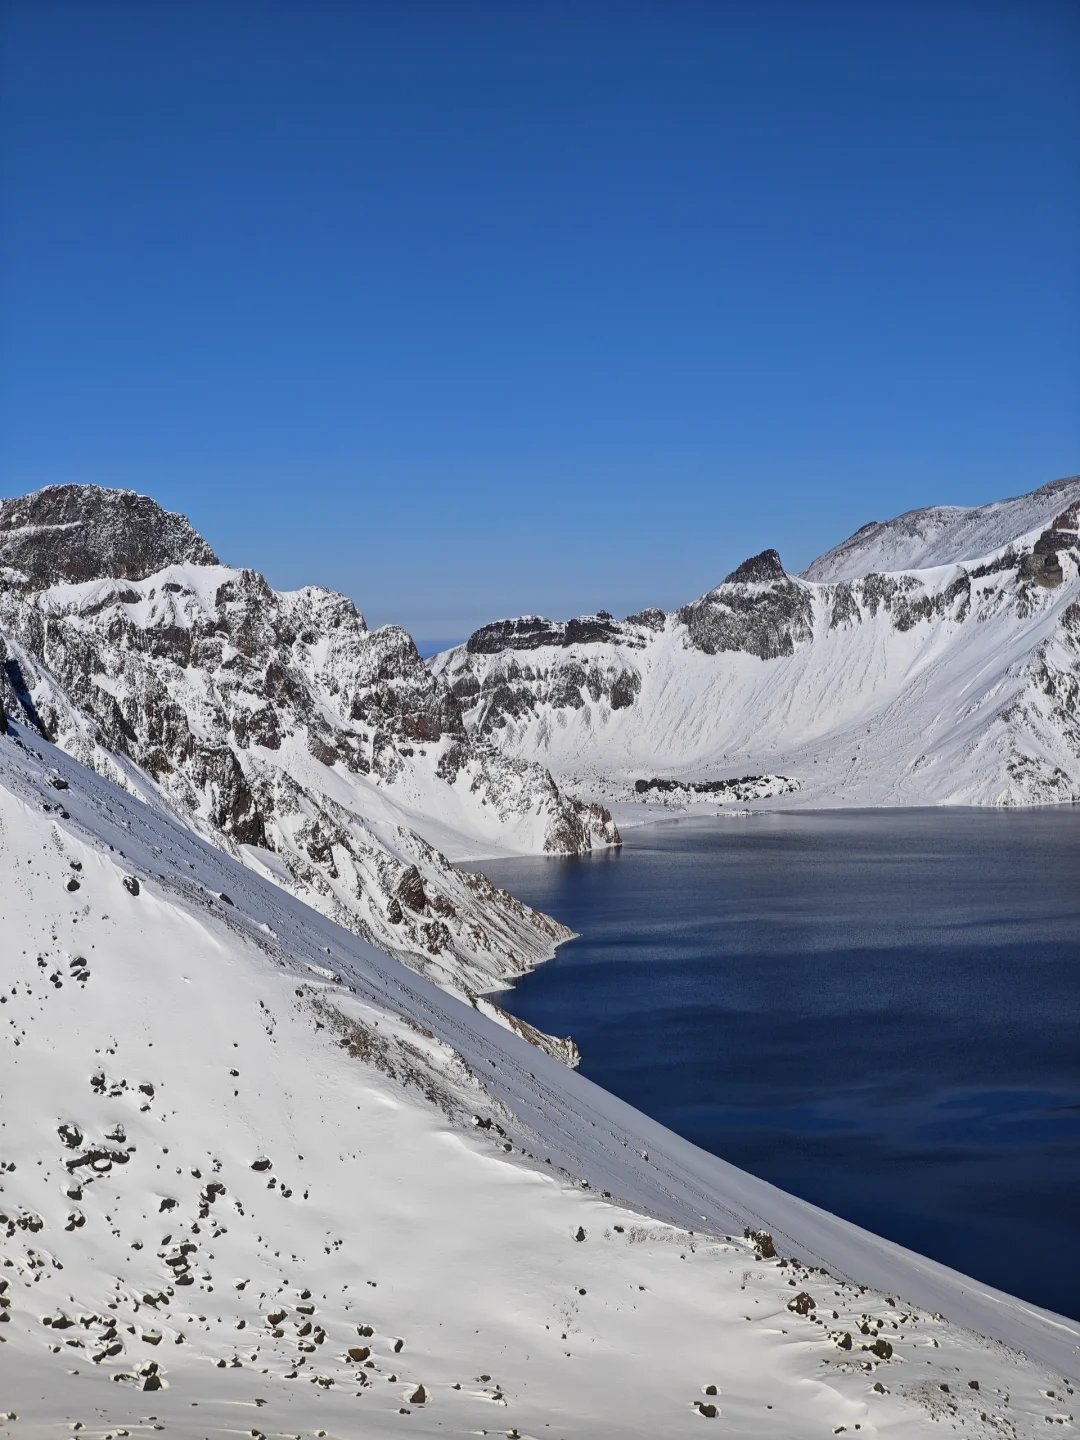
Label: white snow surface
xmin=802 ymin=476 xmax=1080 ymax=582
xmin=1 ymin=723 xmax=1078 ymax=1439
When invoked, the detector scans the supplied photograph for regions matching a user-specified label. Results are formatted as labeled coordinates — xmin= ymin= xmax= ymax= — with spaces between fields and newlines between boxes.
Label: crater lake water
xmin=474 ymin=809 xmax=1080 ymax=1320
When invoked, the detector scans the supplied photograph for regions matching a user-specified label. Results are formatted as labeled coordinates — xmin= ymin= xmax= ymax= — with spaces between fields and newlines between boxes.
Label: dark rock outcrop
xmin=0 ymin=485 xmax=218 ymax=587
xmin=466 ymin=611 xmax=633 ymax=654
xmin=633 ymin=774 xmax=798 ymax=802
xmin=723 ymin=548 xmax=787 ymax=585
xmin=679 ymin=574 xmax=814 ymax=660
xmin=1020 ymin=506 xmax=1078 ymax=589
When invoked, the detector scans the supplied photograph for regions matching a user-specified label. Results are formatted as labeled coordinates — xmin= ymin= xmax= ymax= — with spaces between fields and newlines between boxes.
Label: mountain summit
xmin=0 ymin=483 xmax=218 ymax=587
xmin=723 ymin=547 xmax=787 ymax=584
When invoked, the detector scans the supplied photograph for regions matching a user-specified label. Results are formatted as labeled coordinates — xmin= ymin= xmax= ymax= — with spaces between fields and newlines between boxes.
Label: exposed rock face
xmin=722 ymin=548 xmax=787 ymax=585
xmin=679 ymin=559 xmax=815 ymax=660
xmin=0 ymin=485 xmax=618 ymax=1051
xmin=0 ymin=484 xmax=218 ymax=587
xmin=445 ymin=647 xmax=648 ymax=740
xmin=1 ymin=631 xmax=47 ymax=739
xmin=633 ymin=775 xmax=798 ymax=803
xmin=1019 ymin=503 xmax=1079 ymax=590
xmin=466 ymin=612 xmax=642 ymax=654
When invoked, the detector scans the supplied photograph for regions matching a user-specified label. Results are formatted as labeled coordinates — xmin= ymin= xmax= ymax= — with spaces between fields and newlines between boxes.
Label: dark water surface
xmin=475 ymin=810 xmax=1080 ymax=1320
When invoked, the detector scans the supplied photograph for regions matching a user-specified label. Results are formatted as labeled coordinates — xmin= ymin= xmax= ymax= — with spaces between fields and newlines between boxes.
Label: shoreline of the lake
xmin=475 ymin=809 xmax=1080 ymax=1320
xmin=455 ymin=798 xmax=1080 ymax=869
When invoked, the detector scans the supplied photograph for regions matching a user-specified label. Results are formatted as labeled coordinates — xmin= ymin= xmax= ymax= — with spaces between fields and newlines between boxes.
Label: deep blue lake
xmin=475 ymin=810 xmax=1080 ymax=1320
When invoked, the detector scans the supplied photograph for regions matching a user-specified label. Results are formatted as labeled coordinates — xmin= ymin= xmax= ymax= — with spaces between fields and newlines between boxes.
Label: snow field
xmin=1 ymin=732 xmax=1078 ymax=1436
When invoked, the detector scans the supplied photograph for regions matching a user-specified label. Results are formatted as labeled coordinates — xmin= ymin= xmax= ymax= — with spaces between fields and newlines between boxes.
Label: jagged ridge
xmin=0 ymin=485 xmax=620 ymax=1061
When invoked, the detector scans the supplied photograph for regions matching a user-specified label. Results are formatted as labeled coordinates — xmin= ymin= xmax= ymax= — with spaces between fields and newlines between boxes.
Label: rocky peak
xmin=723 ymin=549 xmax=787 ymax=585
xmin=678 ymin=551 xmax=811 ymax=659
xmin=0 ymin=484 xmax=218 ymax=589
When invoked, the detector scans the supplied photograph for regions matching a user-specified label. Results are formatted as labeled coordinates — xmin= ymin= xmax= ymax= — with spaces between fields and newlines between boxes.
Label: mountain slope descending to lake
xmin=1 ymin=726 xmax=1077 ymax=1438
xmin=0 ymin=485 xmax=618 ymax=1043
xmin=433 ymin=476 xmax=1080 ymax=809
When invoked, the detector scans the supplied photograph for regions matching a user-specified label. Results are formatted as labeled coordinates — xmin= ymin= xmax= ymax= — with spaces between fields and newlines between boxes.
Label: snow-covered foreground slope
xmin=433 ymin=477 xmax=1080 ymax=809
xmin=2 ymin=725 xmax=1078 ymax=1438
xmin=0 ymin=485 xmax=617 ymax=1030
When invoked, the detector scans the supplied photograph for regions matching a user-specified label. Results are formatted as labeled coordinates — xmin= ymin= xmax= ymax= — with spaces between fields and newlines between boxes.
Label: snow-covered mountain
xmin=0 ymin=485 xmax=617 ymax=1049
xmin=433 ymin=476 xmax=1080 ymax=809
xmin=1 ymin=722 xmax=1077 ymax=1437
xmin=803 ymin=476 xmax=1080 ymax=582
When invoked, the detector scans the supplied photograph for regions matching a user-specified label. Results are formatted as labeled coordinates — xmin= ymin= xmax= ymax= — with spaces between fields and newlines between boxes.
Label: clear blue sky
xmin=1 ymin=0 xmax=1077 ymax=642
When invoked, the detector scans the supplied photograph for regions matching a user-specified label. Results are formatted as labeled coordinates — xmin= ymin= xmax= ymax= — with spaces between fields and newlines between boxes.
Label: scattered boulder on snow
xmin=744 ymin=1227 xmax=776 ymax=1259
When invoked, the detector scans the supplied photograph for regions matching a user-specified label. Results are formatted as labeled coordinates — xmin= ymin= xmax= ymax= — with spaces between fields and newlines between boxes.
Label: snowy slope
xmin=433 ymin=478 xmax=1080 ymax=809
xmin=1 ymin=725 xmax=1077 ymax=1439
xmin=0 ymin=486 xmax=618 ymax=1030
xmin=804 ymin=475 xmax=1080 ymax=582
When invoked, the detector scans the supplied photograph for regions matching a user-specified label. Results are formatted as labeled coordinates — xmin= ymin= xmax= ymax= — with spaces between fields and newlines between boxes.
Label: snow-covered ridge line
xmin=2 ymin=725 xmax=1078 ymax=1402
xmin=803 ymin=474 xmax=1080 ymax=582
xmin=433 ymin=477 xmax=1080 ymax=810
